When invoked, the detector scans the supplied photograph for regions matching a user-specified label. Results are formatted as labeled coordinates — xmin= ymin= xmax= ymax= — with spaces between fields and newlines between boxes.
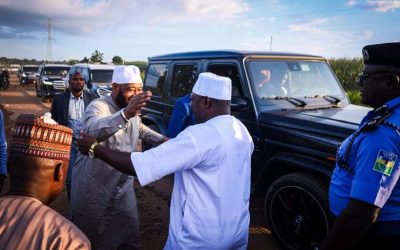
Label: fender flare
xmin=252 ymin=152 xmax=334 ymax=196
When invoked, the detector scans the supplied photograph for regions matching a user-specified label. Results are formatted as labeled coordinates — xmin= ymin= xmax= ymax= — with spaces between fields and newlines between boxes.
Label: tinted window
xmin=91 ymin=69 xmax=113 ymax=85
xmin=145 ymin=64 xmax=167 ymax=96
xmin=207 ymin=64 xmax=243 ymax=98
xmin=22 ymin=66 xmax=39 ymax=73
xmin=171 ymin=64 xmax=198 ymax=97
xmin=44 ymin=67 xmax=70 ymax=76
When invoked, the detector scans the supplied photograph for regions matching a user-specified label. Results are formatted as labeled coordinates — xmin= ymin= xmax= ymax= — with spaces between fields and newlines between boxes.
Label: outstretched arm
xmin=76 ymin=131 xmax=135 ymax=176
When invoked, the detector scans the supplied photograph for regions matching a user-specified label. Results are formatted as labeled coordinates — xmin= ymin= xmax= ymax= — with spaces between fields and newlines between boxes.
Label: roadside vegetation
xmin=329 ymin=58 xmax=364 ymax=105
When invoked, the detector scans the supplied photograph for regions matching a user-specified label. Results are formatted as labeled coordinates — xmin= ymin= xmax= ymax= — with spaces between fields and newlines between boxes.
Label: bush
xmin=329 ymin=58 xmax=363 ymax=91
xmin=329 ymin=58 xmax=364 ymax=105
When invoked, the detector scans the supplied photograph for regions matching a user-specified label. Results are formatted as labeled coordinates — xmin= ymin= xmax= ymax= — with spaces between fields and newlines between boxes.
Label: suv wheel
xmin=264 ymin=172 xmax=332 ymax=250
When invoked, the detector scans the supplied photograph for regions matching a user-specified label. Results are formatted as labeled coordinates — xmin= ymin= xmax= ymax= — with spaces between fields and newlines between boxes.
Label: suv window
xmin=171 ymin=64 xmax=198 ymax=97
xmin=145 ymin=64 xmax=167 ymax=96
xmin=44 ymin=67 xmax=69 ymax=77
xmin=247 ymin=60 xmax=343 ymax=99
xmin=90 ymin=69 xmax=114 ymax=86
xmin=207 ymin=64 xmax=243 ymax=98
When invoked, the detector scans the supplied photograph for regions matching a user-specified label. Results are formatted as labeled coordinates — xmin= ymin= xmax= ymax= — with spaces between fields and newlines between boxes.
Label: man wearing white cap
xmin=69 ymin=65 xmax=167 ymax=249
xmin=76 ymin=72 xmax=254 ymax=249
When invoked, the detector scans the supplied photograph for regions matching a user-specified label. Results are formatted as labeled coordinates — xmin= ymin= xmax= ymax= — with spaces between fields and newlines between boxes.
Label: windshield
xmin=247 ymin=60 xmax=344 ymax=100
xmin=44 ymin=67 xmax=70 ymax=77
xmin=91 ymin=69 xmax=113 ymax=85
xmin=23 ymin=66 xmax=38 ymax=72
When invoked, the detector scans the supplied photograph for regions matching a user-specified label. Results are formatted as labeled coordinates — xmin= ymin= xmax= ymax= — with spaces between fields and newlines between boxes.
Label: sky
xmin=0 ymin=0 xmax=399 ymax=62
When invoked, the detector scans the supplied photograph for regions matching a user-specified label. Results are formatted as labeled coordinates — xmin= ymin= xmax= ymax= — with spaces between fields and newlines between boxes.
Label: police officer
xmin=318 ymin=43 xmax=400 ymax=250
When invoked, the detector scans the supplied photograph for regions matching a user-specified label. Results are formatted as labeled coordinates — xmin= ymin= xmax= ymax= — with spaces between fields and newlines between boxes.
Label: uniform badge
xmin=373 ymin=150 xmax=398 ymax=176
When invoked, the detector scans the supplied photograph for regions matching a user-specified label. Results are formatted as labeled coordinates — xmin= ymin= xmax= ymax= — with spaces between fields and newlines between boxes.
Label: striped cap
xmin=11 ymin=114 xmax=73 ymax=160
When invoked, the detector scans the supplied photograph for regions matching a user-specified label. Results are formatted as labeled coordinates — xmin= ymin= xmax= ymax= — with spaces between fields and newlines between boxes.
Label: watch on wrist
xmin=89 ymin=142 xmax=99 ymax=159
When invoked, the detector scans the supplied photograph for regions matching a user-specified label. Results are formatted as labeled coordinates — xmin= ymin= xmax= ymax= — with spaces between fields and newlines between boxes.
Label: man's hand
xmin=124 ymin=91 xmax=152 ymax=119
xmin=76 ymin=131 xmax=98 ymax=155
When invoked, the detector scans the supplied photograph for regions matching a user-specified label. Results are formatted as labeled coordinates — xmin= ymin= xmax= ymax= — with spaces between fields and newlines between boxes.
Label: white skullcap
xmin=112 ymin=65 xmax=143 ymax=84
xmin=192 ymin=72 xmax=231 ymax=100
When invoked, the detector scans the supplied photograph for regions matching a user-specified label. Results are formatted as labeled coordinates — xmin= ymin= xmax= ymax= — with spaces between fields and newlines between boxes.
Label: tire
xmin=142 ymin=124 xmax=160 ymax=151
xmin=264 ymin=172 xmax=332 ymax=250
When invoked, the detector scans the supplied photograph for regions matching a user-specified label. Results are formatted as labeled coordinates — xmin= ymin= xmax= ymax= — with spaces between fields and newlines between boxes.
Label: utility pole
xmin=46 ymin=17 xmax=52 ymax=63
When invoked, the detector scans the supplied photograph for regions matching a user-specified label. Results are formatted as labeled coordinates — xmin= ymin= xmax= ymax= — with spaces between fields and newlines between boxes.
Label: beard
xmin=116 ymin=88 xmax=128 ymax=108
xmin=70 ymin=84 xmax=83 ymax=94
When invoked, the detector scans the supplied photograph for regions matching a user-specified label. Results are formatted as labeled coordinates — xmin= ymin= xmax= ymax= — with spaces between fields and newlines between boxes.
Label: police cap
xmin=362 ymin=42 xmax=400 ymax=69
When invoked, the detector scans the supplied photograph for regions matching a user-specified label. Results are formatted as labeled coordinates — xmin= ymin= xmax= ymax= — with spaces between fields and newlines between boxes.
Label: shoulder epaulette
xmin=361 ymin=106 xmax=392 ymax=132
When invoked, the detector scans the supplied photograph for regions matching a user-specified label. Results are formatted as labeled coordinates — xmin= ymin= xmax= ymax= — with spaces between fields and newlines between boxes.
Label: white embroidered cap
xmin=112 ymin=65 xmax=143 ymax=84
xmin=192 ymin=72 xmax=232 ymax=100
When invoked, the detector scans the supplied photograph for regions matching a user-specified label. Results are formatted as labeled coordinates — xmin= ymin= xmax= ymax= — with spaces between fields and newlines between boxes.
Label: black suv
xmin=18 ymin=65 xmax=39 ymax=86
xmin=35 ymin=64 xmax=70 ymax=100
xmin=141 ymin=50 xmax=371 ymax=249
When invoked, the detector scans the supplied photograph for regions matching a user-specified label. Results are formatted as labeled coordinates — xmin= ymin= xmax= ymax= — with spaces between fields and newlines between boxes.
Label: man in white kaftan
xmin=70 ymin=66 xmax=166 ymax=249
xmin=76 ymin=72 xmax=254 ymax=250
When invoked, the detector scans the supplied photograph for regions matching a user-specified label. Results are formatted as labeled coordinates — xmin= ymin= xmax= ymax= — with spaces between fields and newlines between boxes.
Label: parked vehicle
xmin=18 ymin=65 xmax=39 ymax=86
xmin=35 ymin=64 xmax=70 ymax=100
xmin=9 ymin=64 xmax=21 ymax=74
xmin=140 ymin=50 xmax=371 ymax=250
xmin=66 ymin=63 xmax=115 ymax=97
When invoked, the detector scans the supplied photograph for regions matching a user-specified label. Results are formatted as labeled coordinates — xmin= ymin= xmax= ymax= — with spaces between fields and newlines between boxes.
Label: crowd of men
xmin=0 ymin=42 xmax=399 ymax=250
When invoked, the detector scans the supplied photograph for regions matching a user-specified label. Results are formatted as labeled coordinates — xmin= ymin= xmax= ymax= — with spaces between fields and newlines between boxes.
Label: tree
xmin=112 ymin=56 xmax=123 ymax=65
xmin=80 ymin=57 xmax=89 ymax=63
xmin=90 ymin=50 xmax=104 ymax=63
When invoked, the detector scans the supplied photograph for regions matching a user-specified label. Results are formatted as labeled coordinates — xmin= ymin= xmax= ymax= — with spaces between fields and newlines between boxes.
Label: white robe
xmin=69 ymin=95 xmax=164 ymax=249
xmin=131 ymin=115 xmax=254 ymax=250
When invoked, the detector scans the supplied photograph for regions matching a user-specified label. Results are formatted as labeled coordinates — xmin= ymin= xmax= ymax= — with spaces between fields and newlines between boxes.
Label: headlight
xmin=22 ymin=73 xmax=27 ymax=77
xmin=43 ymin=80 xmax=53 ymax=85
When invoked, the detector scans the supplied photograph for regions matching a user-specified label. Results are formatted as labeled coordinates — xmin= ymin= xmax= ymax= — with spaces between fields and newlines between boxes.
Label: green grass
xmin=347 ymin=90 xmax=362 ymax=105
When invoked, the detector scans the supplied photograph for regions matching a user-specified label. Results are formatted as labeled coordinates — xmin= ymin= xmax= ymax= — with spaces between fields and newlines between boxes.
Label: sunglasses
xmin=357 ymin=72 xmax=397 ymax=87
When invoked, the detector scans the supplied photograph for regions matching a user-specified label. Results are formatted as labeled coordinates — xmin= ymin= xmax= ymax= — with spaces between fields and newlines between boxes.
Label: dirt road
xmin=0 ymin=75 xmax=282 ymax=250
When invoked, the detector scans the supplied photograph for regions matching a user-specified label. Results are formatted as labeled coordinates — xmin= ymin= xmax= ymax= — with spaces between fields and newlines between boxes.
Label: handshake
xmin=123 ymin=91 xmax=152 ymax=120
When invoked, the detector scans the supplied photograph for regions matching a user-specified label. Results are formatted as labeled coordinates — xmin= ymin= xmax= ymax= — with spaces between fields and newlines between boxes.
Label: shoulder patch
xmin=373 ymin=150 xmax=398 ymax=176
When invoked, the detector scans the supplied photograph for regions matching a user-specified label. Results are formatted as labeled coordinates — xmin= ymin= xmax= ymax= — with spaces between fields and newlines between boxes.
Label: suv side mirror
xmin=231 ymin=96 xmax=248 ymax=112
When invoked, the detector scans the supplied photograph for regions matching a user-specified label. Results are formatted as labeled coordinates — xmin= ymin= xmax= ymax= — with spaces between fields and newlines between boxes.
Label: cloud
xmin=288 ymin=18 xmax=330 ymax=37
xmin=347 ymin=0 xmax=358 ymax=7
xmin=0 ymin=0 xmax=249 ymax=38
xmin=0 ymin=25 xmax=36 ymax=39
xmin=347 ymin=0 xmax=400 ymax=12
xmin=364 ymin=0 xmax=400 ymax=12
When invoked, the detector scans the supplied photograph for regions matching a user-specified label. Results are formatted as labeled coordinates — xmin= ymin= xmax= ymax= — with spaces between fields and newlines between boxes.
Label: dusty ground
xmin=0 ymin=75 xmax=282 ymax=250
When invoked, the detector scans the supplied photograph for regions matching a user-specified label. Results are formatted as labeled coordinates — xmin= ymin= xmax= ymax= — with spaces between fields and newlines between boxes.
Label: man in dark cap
xmin=319 ymin=43 xmax=400 ymax=249
xmin=0 ymin=114 xmax=90 ymax=249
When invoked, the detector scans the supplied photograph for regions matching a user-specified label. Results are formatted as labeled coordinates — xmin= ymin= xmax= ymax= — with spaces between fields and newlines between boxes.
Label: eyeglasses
xmin=357 ymin=72 xmax=396 ymax=87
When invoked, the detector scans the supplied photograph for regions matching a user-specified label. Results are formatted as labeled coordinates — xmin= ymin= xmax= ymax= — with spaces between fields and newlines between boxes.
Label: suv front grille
xmin=53 ymin=81 xmax=66 ymax=90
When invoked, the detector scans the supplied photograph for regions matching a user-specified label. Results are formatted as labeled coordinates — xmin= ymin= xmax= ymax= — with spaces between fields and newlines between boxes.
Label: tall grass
xmin=329 ymin=58 xmax=364 ymax=104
